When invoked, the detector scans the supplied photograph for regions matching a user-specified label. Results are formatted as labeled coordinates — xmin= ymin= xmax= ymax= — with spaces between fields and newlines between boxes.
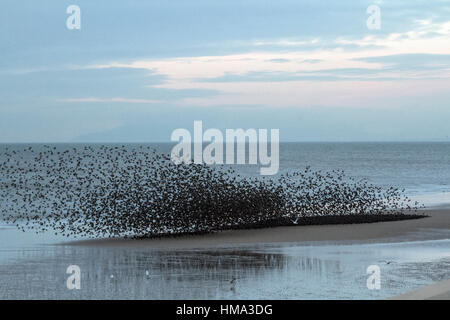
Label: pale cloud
xmin=61 ymin=97 xmax=161 ymax=104
xmin=93 ymin=51 xmax=378 ymax=83
xmin=179 ymin=79 xmax=450 ymax=108
xmin=250 ymin=38 xmax=320 ymax=47
xmin=83 ymin=20 xmax=450 ymax=109
xmin=3 ymin=0 xmax=450 ymax=142
xmin=335 ymin=20 xmax=450 ymax=52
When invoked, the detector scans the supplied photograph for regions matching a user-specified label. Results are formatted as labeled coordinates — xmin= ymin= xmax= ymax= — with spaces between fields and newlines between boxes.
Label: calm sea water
xmin=0 ymin=142 xmax=449 ymax=299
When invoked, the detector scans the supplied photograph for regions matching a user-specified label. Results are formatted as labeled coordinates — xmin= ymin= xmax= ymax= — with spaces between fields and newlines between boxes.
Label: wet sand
xmin=390 ymin=279 xmax=450 ymax=300
xmin=2 ymin=208 xmax=449 ymax=299
xmin=68 ymin=209 xmax=450 ymax=249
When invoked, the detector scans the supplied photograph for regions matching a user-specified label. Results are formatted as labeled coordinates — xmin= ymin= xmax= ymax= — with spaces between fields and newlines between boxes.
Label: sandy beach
xmin=67 ymin=208 xmax=450 ymax=249
xmin=63 ymin=208 xmax=450 ymax=300
xmin=1 ymin=208 xmax=448 ymax=299
xmin=390 ymin=279 xmax=450 ymax=300
xmin=61 ymin=208 xmax=450 ymax=300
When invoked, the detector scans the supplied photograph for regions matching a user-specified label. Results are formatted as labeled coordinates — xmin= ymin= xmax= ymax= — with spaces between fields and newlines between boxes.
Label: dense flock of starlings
xmin=0 ymin=145 xmax=423 ymax=238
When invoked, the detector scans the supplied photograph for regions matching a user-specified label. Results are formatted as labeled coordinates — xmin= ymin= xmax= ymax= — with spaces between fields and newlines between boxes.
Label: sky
xmin=1 ymin=0 xmax=449 ymax=142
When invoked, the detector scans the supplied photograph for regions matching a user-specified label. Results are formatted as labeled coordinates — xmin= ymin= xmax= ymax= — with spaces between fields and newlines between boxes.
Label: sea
xmin=0 ymin=142 xmax=449 ymax=299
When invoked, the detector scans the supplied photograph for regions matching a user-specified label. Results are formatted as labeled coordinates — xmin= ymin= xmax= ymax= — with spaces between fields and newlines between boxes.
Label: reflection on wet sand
xmin=0 ymin=238 xmax=449 ymax=299
xmin=0 ymin=246 xmax=333 ymax=299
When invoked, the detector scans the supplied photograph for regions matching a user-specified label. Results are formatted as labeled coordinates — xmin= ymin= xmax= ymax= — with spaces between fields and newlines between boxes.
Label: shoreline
xmin=389 ymin=279 xmax=450 ymax=300
xmin=66 ymin=208 xmax=450 ymax=249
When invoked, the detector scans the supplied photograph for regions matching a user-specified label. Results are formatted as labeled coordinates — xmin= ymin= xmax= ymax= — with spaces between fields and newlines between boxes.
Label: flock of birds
xmin=0 ymin=145 xmax=423 ymax=238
